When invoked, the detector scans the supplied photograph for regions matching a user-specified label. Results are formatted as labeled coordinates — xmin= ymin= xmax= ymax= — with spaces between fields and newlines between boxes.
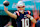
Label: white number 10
xmin=21 ymin=19 xmax=29 ymax=27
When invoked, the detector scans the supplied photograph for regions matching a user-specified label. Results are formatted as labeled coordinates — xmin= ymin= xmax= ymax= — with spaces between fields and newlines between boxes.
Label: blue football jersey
xmin=14 ymin=11 xmax=31 ymax=27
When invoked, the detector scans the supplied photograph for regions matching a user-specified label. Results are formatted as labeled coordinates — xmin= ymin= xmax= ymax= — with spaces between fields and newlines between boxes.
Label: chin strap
xmin=19 ymin=10 xmax=24 ymax=13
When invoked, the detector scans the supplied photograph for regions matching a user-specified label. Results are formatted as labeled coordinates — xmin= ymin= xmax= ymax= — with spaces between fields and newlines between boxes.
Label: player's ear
xmin=24 ymin=6 xmax=25 ymax=9
xmin=23 ymin=6 xmax=25 ymax=9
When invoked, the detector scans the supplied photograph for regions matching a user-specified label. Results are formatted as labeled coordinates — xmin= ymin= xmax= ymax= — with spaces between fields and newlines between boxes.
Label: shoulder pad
xmin=16 ymin=11 xmax=20 ymax=16
xmin=27 ymin=10 xmax=31 ymax=15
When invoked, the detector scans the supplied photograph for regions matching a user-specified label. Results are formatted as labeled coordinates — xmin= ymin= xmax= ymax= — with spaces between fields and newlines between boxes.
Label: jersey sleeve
xmin=27 ymin=10 xmax=31 ymax=15
xmin=13 ymin=12 xmax=16 ymax=15
xmin=13 ymin=12 xmax=19 ymax=18
xmin=26 ymin=11 xmax=31 ymax=18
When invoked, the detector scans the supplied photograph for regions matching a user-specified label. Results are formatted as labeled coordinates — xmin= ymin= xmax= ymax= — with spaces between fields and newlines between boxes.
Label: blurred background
xmin=0 ymin=0 xmax=40 ymax=27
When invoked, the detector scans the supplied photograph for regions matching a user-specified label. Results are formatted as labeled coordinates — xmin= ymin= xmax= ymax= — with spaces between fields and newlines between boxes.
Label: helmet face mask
xmin=19 ymin=10 xmax=24 ymax=12
xmin=17 ymin=6 xmax=25 ymax=12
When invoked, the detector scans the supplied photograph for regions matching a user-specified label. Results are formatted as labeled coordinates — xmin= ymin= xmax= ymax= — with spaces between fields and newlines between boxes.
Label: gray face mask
xmin=19 ymin=10 xmax=24 ymax=12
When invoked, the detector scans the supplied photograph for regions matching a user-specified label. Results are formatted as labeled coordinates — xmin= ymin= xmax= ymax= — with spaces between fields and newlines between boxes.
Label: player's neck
xmin=20 ymin=12 xmax=24 ymax=14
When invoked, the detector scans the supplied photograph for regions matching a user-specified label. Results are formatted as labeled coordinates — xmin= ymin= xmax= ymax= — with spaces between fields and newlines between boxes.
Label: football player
xmin=4 ymin=1 xmax=37 ymax=27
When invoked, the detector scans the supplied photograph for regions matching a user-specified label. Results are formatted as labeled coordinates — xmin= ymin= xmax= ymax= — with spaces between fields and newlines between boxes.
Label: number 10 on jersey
xmin=21 ymin=18 xmax=29 ymax=27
